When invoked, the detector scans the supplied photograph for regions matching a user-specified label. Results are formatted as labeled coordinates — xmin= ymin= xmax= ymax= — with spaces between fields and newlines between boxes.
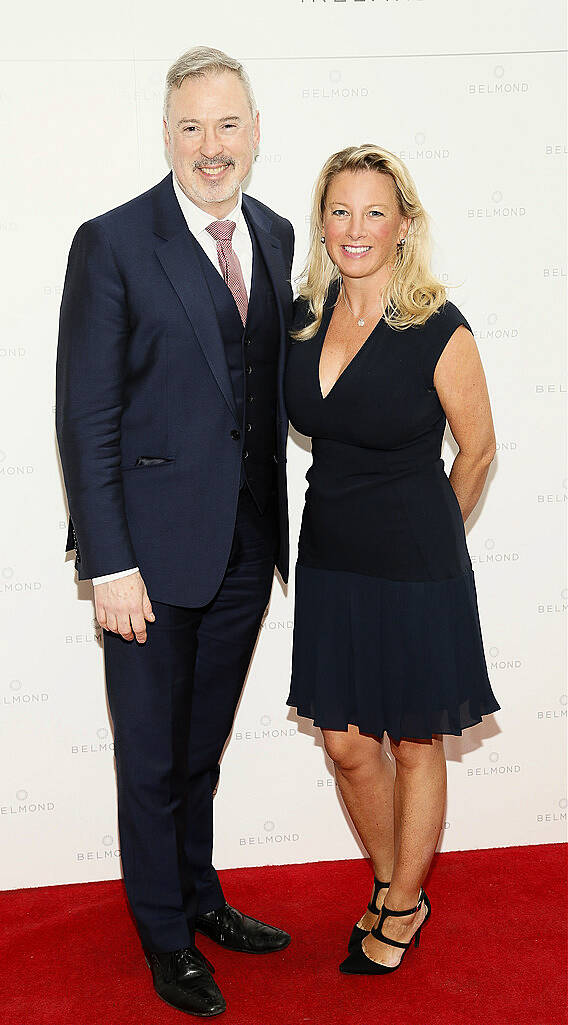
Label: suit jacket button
xmin=243 ymin=450 xmax=249 ymax=459
xmin=231 ymin=429 xmax=241 ymax=441
xmin=246 ymin=365 xmax=253 ymax=375
xmin=273 ymin=454 xmax=278 ymax=463
xmin=246 ymin=423 xmax=252 ymax=432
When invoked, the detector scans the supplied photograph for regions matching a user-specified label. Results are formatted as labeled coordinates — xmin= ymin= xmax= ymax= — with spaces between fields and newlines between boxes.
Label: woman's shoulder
xmin=291 ymin=280 xmax=340 ymax=336
xmin=420 ymin=300 xmax=472 ymax=337
xmin=415 ymin=300 xmax=474 ymax=388
xmin=292 ymin=295 xmax=312 ymax=321
xmin=289 ymin=296 xmax=313 ymax=340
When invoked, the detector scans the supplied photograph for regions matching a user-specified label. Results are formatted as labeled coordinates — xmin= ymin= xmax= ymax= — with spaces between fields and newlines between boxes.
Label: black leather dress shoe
xmin=145 ymin=946 xmax=226 ymax=1017
xmin=195 ymin=902 xmax=291 ymax=954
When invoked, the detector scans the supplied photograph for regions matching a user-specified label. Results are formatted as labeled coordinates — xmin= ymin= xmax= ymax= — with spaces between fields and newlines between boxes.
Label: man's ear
xmin=253 ymin=111 xmax=260 ymax=151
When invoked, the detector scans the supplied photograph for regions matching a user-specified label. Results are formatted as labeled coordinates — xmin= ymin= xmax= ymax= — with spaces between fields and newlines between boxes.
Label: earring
xmin=321 ymin=235 xmax=325 ymax=244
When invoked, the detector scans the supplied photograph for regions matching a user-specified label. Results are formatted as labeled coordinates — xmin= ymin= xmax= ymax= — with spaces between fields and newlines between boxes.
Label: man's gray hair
xmin=164 ymin=46 xmax=257 ymax=123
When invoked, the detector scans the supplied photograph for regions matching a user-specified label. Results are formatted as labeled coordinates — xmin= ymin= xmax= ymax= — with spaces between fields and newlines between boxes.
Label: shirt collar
xmin=172 ymin=172 xmax=247 ymax=240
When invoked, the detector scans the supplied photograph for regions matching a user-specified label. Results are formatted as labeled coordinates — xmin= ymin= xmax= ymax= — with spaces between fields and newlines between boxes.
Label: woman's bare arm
xmin=434 ymin=325 xmax=496 ymax=523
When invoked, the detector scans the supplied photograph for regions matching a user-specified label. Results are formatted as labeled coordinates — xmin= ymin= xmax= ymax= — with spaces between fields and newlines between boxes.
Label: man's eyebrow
xmin=176 ymin=115 xmax=243 ymax=126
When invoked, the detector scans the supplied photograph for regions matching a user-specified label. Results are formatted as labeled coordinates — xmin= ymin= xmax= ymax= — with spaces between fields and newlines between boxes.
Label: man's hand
xmin=94 ymin=571 xmax=155 ymax=643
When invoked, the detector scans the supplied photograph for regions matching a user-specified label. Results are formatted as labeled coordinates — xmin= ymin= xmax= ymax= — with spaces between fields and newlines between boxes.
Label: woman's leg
xmin=362 ymin=735 xmax=446 ymax=967
xmin=322 ymin=725 xmax=396 ymax=927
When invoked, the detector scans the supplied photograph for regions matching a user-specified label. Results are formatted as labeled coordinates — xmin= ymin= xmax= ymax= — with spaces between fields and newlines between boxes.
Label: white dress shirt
xmin=92 ymin=175 xmax=253 ymax=586
xmin=172 ymin=173 xmax=253 ymax=295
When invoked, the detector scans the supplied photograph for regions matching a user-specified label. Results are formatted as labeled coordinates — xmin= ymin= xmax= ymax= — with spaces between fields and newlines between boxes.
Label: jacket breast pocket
xmin=134 ymin=456 xmax=175 ymax=467
xmin=120 ymin=456 xmax=176 ymax=470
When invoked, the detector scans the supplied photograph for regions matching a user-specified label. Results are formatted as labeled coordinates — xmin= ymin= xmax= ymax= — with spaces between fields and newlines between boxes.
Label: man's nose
xmin=200 ymin=129 xmax=223 ymax=159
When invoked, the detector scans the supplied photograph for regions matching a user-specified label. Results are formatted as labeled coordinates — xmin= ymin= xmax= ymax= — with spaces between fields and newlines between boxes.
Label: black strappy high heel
xmin=340 ymin=889 xmax=431 ymax=974
xmin=347 ymin=877 xmax=390 ymax=953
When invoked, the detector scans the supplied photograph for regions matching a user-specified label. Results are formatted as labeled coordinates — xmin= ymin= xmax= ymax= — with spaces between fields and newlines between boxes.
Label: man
xmin=56 ymin=47 xmax=294 ymax=1018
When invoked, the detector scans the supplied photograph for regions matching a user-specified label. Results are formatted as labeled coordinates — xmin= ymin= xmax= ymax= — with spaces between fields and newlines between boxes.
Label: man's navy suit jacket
xmin=56 ymin=172 xmax=294 ymax=608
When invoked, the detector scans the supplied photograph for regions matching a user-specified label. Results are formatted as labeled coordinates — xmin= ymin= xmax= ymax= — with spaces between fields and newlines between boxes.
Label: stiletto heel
xmin=347 ymin=877 xmax=390 ymax=953
xmin=340 ymin=889 xmax=431 ymax=975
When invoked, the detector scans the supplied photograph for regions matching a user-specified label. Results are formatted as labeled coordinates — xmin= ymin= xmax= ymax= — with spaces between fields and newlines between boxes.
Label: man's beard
xmin=183 ymin=145 xmax=252 ymax=205
xmin=190 ymin=172 xmax=241 ymax=206
xmin=189 ymin=154 xmax=243 ymax=206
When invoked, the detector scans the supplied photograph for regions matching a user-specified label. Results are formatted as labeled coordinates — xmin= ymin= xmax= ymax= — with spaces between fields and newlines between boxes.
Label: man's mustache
xmin=193 ymin=156 xmax=236 ymax=169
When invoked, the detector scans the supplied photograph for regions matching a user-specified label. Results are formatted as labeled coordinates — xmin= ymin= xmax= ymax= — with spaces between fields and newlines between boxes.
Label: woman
xmin=285 ymin=145 xmax=500 ymax=975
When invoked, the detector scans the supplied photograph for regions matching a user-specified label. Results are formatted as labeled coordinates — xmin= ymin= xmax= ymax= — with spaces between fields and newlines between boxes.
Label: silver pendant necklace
xmin=341 ymin=283 xmax=382 ymax=327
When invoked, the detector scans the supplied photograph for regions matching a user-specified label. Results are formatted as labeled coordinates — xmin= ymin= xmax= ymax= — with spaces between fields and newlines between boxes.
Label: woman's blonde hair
xmin=293 ymin=144 xmax=446 ymax=339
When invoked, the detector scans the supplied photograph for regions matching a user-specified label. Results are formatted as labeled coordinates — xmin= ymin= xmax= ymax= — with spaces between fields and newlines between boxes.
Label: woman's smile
xmin=341 ymin=244 xmax=372 ymax=258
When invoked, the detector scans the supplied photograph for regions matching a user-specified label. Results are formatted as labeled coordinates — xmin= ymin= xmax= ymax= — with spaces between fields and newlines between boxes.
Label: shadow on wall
xmin=288 ymin=425 xmax=311 ymax=455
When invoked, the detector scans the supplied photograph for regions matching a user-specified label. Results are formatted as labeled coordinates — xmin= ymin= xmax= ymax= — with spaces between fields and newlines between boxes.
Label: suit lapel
xmin=242 ymin=198 xmax=290 ymax=324
xmin=242 ymin=197 xmax=291 ymax=435
xmin=152 ymin=174 xmax=238 ymax=424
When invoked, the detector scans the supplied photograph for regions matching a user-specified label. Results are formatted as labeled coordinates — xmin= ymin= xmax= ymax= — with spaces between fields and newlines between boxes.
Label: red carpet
xmin=1 ymin=845 xmax=566 ymax=1025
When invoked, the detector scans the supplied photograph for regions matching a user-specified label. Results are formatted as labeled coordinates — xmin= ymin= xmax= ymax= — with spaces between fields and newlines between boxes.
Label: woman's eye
xmin=331 ymin=209 xmax=348 ymax=216
xmin=368 ymin=210 xmax=384 ymax=217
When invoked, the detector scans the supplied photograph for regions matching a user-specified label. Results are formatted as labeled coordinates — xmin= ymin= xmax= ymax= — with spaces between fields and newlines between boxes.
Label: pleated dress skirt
xmin=288 ymin=562 xmax=499 ymax=743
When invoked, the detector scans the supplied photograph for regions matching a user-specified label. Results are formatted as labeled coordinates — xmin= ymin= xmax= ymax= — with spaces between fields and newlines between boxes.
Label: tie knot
xmin=206 ymin=219 xmax=236 ymax=245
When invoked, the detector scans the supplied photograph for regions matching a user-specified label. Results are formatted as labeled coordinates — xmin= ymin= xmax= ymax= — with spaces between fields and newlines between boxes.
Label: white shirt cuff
xmin=92 ymin=567 xmax=139 ymax=585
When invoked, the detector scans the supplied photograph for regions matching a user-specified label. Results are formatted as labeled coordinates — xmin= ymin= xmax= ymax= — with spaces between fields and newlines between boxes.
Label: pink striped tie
xmin=206 ymin=220 xmax=249 ymax=325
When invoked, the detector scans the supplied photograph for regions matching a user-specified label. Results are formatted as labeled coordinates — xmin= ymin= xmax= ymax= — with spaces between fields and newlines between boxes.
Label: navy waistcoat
xmin=193 ymin=220 xmax=280 ymax=512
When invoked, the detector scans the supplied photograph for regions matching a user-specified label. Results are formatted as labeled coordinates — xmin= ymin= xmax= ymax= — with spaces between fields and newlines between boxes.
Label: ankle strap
xmin=367 ymin=877 xmax=390 ymax=914
xmin=383 ymin=889 xmax=424 ymax=918
xmin=370 ymin=890 xmax=424 ymax=950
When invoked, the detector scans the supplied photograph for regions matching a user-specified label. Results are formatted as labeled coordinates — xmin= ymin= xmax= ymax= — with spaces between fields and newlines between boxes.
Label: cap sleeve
xmin=289 ymin=296 xmax=314 ymax=339
xmin=420 ymin=301 xmax=473 ymax=389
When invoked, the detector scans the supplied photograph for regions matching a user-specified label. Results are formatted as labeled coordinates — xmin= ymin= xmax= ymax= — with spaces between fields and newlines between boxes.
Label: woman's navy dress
xmin=285 ymin=282 xmax=500 ymax=742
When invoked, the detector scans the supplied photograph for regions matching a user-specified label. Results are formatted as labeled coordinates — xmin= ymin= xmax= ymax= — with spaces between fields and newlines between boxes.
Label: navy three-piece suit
xmin=56 ymin=172 xmax=294 ymax=951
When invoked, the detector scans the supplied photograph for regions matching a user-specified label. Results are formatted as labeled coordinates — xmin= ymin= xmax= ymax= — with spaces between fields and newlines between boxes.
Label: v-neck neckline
xmin=317 ymin=286 xmax=385 ymax=401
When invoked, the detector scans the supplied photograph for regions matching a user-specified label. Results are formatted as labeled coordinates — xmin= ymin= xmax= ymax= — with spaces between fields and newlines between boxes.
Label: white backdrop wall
xmin=1 ymin=1 xmax=566 ymax=890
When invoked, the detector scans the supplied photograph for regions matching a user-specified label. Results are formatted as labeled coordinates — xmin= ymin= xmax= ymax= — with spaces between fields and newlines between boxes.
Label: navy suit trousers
xmin=103 ymin=487 xmax=278 ymax=952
